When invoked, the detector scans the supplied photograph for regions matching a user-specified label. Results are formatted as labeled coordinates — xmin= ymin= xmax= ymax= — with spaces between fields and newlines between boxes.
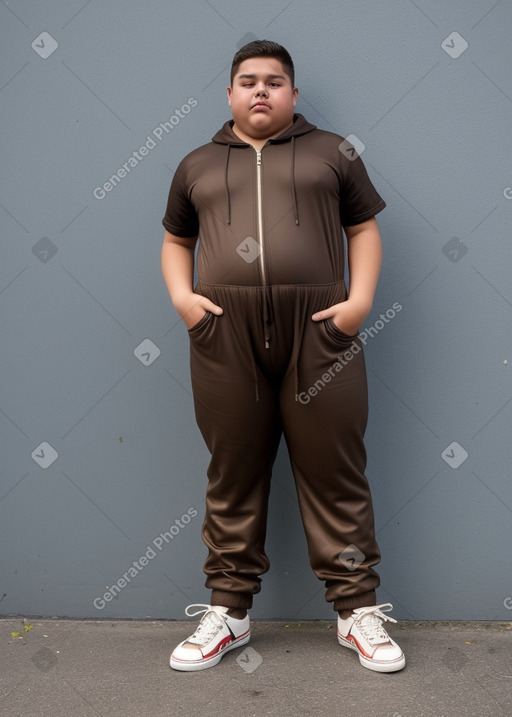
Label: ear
xmin=292 ymin=87 xmax=298 ymax=107
xmin=227 ymin=86 xmax=232 ymax=107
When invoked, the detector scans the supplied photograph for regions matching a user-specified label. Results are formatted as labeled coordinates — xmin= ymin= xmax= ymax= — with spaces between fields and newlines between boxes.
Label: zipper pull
xmin=256 ymin=151 xmax=262 ymax=165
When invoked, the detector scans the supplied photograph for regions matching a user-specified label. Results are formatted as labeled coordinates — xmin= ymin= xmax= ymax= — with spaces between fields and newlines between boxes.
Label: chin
xmin=249 ymin=117 xmax=273 ymax=131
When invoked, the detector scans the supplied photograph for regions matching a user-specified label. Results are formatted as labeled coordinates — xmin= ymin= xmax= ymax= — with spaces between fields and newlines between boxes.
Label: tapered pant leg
xmin=188 ymin=300 xmax=282 ymax=609
xmin=279 ymin=314 xmax=381 ymax=612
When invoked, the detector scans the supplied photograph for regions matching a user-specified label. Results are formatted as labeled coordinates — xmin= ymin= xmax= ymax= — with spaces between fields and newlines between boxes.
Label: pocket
xmin=187 ymin=310 xmax=213 ymax=336
xmin=323 ymin=317 xmax=359 ymax=346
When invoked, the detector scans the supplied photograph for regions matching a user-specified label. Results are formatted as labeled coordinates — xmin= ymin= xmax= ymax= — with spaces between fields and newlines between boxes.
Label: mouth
xmin=251 ymin=102 xmax=271 ymax=111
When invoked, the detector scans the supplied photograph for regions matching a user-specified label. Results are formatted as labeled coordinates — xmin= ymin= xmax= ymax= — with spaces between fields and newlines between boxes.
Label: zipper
xmin=255 ymin=149 xmax=270 ymax=348
xmin=255 ymin=150 xmax=267 ymax=287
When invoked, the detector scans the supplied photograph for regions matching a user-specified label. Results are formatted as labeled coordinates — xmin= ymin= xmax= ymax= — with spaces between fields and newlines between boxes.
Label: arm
xmin=161 ymin=230 xmax=223 ymax=330
xmin=311 ymin=217 xmax=382 ymax=334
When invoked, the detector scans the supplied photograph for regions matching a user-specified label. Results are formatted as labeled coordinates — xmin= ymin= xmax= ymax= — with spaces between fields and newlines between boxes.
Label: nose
xmin=255 ymin=83 xmax=268 ymax=97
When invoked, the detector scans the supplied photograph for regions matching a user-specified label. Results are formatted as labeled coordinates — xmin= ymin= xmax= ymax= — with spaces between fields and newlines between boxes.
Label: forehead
xmin=233 ymin=56 xmax=289 ymax=81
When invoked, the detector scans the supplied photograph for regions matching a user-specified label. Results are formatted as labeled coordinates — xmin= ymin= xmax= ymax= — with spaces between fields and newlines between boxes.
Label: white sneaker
xmin=337 ymin=603 xmax=406 ymax=673
xmin=170 ymin=604 xmax=250 ymax=672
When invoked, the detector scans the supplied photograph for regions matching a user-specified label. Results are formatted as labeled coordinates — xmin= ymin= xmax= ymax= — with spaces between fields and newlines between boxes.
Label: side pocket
xmin=187 ymin=310 xmax=213 ymax=338
xmin=323 ymin=317 xmax=359 ymax=346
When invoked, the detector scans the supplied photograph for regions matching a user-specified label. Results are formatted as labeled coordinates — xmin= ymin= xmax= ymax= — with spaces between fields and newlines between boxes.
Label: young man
xmin=161 ymin=40 xmax=405 ymax=673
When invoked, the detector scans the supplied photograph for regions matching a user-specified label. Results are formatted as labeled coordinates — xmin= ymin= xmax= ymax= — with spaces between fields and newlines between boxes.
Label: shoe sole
xmin=337 ymin=634 xmax=406 ymax=673
xmin=170 ymin=631 xmax=251 ymax=672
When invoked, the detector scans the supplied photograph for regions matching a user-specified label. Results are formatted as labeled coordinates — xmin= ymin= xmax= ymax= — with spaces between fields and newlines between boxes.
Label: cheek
xmin=230 ymin=94 xmax=246 ymax=110
xmin=231 ymin=99 xmax=245 ymax=114
xmin=275 ymin=97 xmax=293 ymax=112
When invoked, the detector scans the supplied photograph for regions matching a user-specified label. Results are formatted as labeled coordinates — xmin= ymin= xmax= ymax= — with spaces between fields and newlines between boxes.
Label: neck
xmin=231 ymin=119 xmax=294 ymax=151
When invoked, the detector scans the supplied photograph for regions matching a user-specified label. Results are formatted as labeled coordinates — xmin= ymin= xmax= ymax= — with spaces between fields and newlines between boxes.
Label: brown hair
xmin=230 ymin=40 xmax=295 ymax=86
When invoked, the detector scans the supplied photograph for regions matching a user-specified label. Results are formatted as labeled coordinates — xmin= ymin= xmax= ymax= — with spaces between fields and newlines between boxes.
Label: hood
xmin=212 ymin=113 xmax=317 ymax=144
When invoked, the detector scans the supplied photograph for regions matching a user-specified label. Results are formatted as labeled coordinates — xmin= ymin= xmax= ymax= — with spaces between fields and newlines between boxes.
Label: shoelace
xmin=351 ymin=603 xmax=397 ymax=646
xmin=184 ymin=604 xmax=227 ymax=646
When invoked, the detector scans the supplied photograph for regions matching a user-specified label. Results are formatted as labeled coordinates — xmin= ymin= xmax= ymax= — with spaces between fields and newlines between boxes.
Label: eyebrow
xmin=237 ymin=73 xmax=287 ymax=81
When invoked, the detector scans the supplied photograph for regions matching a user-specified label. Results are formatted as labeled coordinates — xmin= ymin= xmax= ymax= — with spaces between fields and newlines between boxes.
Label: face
xmin=227 ymin=57 xmax=298 ymax=141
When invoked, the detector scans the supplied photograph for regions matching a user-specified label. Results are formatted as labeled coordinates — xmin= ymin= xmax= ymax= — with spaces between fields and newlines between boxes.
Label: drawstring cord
xmin=291 ymin=136 xmax=299 ymax=225
xmin=263 ymin=287 xmax=271 ymax=350
xmin=250 ymin=351 xmax=259 ymax=402
xmin=225 ymin=143 xmax=232 ymax=225
xmin=291 ymin=296 xmax=307 ymax=401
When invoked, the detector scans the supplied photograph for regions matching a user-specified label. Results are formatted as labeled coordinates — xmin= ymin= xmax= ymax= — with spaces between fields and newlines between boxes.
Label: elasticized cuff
xmin=333 ymin=590 xmax=377 ymax=612
xmin=211 ymin=589 xmax=254 ymax=610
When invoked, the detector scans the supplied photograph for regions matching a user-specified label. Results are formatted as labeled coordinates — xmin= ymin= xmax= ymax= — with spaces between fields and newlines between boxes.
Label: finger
xmin=311 ymin=307 xmax=334 ymax=321
xmin=202 ymin=298 xmax=223 ymax=315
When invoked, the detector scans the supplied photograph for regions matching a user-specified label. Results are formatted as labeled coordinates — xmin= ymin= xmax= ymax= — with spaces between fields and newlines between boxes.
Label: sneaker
xmin=337 ymin=603 xmax=405 ymax=673
xmin=170 ymin=604 xmax=250 ymax=672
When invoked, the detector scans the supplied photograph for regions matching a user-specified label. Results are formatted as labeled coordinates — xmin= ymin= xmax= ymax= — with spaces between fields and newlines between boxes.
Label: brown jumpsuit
xmin=163 ymin=114 xmax=386 ymax=612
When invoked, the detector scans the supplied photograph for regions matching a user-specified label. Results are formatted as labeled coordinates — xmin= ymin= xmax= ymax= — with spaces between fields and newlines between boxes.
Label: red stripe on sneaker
xmin=346 ymin=634 xmax=373 ymax=658
xmin=202 ymin=635 xmax=232 ymax=659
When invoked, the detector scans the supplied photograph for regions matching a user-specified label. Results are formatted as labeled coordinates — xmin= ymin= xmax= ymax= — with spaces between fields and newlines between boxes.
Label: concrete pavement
xmin=1 ymin=618 xmax=511 ymax=716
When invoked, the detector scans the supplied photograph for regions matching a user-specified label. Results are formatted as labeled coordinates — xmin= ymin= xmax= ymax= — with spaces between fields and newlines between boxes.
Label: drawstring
xmin=290 ymin=136 xmax=299 ymax=225
xmin=250 ymin=351 xmax=259 ymax=402
xmin=263 ymin=287 xmax=271 ymax=349
xmin=291 ymin=296 xmax=307 ymax=401
xmin=225 ymin=143 xmax=232 ymax=225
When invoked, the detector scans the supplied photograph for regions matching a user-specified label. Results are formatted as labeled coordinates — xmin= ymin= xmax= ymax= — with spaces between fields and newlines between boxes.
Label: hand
xmin=311 ymin=300 xmax=370 ymax=336
xmin=177 ymin=293 xmax=223 ymax=330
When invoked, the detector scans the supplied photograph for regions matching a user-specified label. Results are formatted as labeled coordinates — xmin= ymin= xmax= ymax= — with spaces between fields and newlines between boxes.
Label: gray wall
xmin=1 ymin=0 xmax=511 ymax=621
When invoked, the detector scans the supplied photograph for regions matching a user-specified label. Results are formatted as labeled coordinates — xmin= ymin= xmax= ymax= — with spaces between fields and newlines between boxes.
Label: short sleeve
xmin=339 ymin=151 xmax=386 ymax=227
xmin=162 ymin=159 xmax=199 ymax=237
